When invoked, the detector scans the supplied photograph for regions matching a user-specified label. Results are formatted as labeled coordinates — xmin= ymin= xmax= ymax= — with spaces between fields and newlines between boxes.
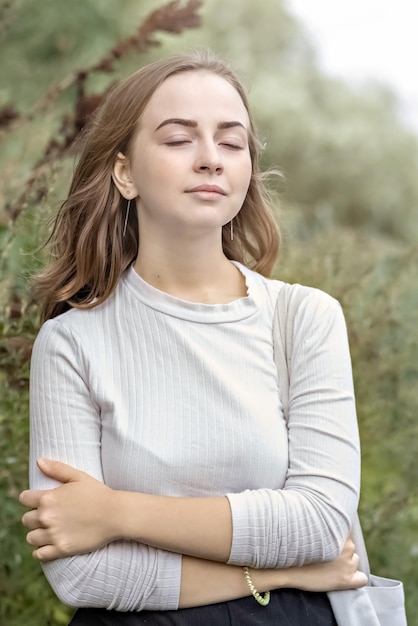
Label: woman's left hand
xmin=19 ymin=459 xmax=117 ymax=561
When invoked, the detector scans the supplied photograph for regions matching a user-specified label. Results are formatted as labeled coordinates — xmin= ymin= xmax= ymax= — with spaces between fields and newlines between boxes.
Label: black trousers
xmin=69 ymin=589 xmax=337 ymax=625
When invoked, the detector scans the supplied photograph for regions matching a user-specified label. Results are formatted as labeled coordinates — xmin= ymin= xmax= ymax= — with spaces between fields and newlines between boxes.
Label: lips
xmin=186 ymin=184 xmax=226 ymax=195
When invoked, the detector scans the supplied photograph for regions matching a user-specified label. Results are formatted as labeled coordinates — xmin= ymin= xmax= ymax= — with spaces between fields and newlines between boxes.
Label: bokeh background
xmin=1 ymin=1 xmax=417 ymax=624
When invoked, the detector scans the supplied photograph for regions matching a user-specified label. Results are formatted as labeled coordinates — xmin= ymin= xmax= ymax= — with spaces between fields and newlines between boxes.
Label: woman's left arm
xmin=227 ymin=289 xmax=360 ymax=568
xmin=21 ymin=290 xmax=360 ymax=568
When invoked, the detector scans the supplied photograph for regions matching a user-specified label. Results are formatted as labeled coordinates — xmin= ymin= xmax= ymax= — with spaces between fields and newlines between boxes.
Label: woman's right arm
xmin=179 ymin=538 xmax=367 ymax=608
xmin=29 ymin=320 xmax=182 ymax=611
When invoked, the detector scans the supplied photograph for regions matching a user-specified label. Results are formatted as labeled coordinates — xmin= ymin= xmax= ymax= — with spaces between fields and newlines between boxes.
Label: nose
xmin=194 ymin=140 xmax=224 ymax=174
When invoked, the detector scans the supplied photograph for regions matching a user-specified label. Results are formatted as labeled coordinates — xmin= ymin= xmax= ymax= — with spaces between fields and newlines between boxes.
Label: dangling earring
xmin=123 ymin=192 xmax=131 ymax=238
xmin=230 ymin=218 xmax=234 ymax=241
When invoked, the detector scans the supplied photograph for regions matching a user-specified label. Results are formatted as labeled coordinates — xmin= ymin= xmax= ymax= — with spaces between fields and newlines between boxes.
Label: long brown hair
xmin=36 ymin=50 xmax=281 ymax=322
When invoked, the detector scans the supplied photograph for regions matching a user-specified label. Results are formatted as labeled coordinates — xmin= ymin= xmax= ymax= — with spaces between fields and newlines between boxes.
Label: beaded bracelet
xmin=243 ymin=566 xmax=271 ymax=607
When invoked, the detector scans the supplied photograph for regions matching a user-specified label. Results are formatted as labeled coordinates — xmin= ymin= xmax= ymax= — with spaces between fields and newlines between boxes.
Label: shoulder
xmin=284 ymin=283 xmax=342 ymax=318
xmin=33 ymin=302 xmax=111 ymax=366
xmin=35 ymin=308 xmax=96 ymax=345
xmin=35 ymin=279 xmax=125 ymax=345
xmin=283 ymin=285 xmax=347 ymax=350
xmin=32 ymin=315 xmax=86 ymax=368
xmin=243 ymin=264 xmax=347 ymax=348
xmin=31 ymin=302 xmax=114 ymax=375
xmin=240 ymin=263 xmax=341 ymax=317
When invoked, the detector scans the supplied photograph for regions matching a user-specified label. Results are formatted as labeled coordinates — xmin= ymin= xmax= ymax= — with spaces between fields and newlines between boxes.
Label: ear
xmin=112 ymin=152 xmax=138 ymax=198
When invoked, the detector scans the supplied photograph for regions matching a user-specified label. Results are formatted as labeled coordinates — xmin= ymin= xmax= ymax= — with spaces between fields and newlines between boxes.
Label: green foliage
xmin=1 ymin=0 xmax=417 ymax=624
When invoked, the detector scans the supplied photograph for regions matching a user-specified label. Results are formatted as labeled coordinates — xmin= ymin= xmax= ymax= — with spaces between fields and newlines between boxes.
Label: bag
xmin=327 ymin=515 xmax=407 ymax=626
xmin=272 ymin=282 xmax=408 ymax=626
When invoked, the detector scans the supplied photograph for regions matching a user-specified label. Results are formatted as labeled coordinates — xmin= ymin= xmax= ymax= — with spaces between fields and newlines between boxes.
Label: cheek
xmin=237 ymin=162 xmax=252 ymax=207
xmin=131 ymin=158 xmax=166 ymax=195
xmin=239 ymin=158 xmax=252 ymax=193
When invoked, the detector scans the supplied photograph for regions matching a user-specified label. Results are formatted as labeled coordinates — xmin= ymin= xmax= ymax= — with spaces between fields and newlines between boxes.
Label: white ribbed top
xmin=29 ymin=262 xmax=360 ymax=611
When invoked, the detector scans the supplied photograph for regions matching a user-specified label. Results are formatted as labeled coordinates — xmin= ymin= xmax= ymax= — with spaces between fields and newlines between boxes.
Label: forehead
xmin=140 ymin=70 xmax=249 ymax=128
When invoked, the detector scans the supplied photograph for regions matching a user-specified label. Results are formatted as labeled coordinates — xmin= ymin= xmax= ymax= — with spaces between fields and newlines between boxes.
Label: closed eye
xmin=221 ymin=142 xmax=244 ymax=150
xmin=165 ymin=140 xmax=192 ymax=146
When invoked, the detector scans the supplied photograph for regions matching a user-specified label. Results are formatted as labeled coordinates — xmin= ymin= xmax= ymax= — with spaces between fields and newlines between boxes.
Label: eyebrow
xmin=155 ymin=118 xmax=246 ymax=131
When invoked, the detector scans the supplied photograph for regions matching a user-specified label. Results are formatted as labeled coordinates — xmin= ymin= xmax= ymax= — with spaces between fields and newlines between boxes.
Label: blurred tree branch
xmin=0 ymin=0 xmax=202 ymax=232
xmin=0 ymin=0 xmax=201 ymax=137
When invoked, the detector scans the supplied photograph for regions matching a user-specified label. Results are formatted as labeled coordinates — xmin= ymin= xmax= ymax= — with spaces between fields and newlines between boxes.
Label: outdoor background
xmin=1 ymin=1 xmax=417 ymax=624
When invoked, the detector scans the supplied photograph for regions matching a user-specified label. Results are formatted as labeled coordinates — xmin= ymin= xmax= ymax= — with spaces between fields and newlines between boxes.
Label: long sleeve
xmin=29 ymin=319 xmax=182 ymax=610
xmin=227 ymin=288 xmax=360 ymax=568
xmin=29 ymin=265 xmax=361 ymax=606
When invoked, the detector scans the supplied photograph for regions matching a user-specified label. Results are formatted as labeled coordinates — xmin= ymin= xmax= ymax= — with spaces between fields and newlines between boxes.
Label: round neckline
xmin=121 ymin=261 xmax=261 ymax=323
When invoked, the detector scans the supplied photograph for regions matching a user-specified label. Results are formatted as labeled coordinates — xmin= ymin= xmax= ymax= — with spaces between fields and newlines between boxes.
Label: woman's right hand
xmin=282 ymin=537 xmax=368 ymax=592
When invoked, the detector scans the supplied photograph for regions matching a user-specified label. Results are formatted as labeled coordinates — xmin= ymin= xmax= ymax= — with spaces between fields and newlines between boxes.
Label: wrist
xmin=110 ymin=489 xmax=140 ymax=542
xmin=246 ymin=566 xmax=289 ymax=594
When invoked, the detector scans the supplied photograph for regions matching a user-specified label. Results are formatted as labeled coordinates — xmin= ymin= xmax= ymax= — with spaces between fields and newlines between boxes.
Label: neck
xmin=133 ymin=234 xmax=246 ymax=304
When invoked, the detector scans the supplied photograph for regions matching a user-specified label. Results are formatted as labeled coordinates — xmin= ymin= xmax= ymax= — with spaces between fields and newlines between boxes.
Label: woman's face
xmin=115 ymin=70 xmax=252 ymax=241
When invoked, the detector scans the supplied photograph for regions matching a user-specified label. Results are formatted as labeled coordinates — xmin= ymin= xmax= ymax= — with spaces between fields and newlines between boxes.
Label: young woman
xmin=19 ymin=51 xmax=367 ymax=625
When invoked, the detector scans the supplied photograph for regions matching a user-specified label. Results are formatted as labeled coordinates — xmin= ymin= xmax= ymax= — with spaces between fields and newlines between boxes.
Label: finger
xmin=19 ymin=489 xmax=47 ymax=509
xmin=352 ymin=571 xmax=369 ymax=588
xmin=22 ymin=509 xmax=42 ymax=530
xmin=37 ymin=458 xmax=84 ymax=483
xmin=345 ymin=537 xmax=355 ymax=552
xmin=26 ymin=528 xmax=51 ymax=548
xmin=32 ymin=544 xmax=60 ymax=562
